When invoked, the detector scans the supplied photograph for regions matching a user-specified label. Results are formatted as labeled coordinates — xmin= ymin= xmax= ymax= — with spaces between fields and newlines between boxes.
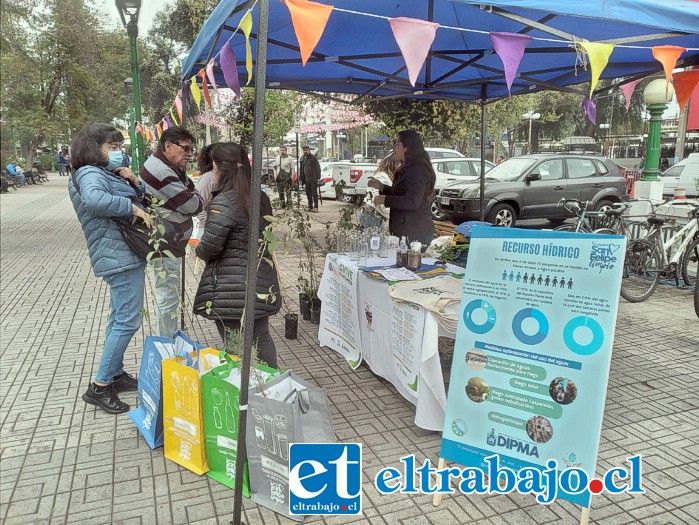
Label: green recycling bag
xmin=201 ymin=354 xmax=282 ymax=493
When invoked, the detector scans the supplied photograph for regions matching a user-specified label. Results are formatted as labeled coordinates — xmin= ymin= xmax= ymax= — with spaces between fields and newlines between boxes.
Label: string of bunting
xmin=149 ymin=0 xmax=699 ymax=136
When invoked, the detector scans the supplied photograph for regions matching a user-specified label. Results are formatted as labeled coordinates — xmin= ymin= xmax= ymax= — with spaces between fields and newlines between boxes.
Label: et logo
xmin=289 ymin=443 xmax=362 ymax=515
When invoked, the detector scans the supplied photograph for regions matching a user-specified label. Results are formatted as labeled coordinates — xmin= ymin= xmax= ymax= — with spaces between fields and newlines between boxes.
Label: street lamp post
xmin=116 ymin=0 xmax=144 ymax=171
xmin=124 ymin=77 xmax=138 ymax=172
xmin=523 ymin=111 xmax=540 ymax=154
xmin=599 ymin=123 xmax=610 ymax=156
xmin=641 ymin=79 xmax=674 ymax=181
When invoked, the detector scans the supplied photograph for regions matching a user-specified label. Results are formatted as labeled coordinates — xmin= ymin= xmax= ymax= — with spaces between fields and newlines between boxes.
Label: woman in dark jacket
xmin=193 ymin=143 xmax=281 ymax=367
xmin=369 ymin=129 xmax=436 ymax=246
xmin=69 ymin=123 xmax=153 ymax=414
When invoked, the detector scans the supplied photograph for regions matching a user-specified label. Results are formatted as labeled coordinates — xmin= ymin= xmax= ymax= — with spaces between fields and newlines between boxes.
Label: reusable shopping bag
xmin=202 ymin=354 xmax=282 ymax=493
xmin=162 ymin=347 xmax=222 ymax=475
xmin=246 ymin=371 xmax=335 ymax=521
xmin=129 ymin=331 xmax=202 ymax=448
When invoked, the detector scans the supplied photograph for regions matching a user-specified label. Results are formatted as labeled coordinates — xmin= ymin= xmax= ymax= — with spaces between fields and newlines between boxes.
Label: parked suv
xmin=432 ymin=157 xmax=495 ymax=220
xmin=437 ymin=154 xmax=627 ymax=226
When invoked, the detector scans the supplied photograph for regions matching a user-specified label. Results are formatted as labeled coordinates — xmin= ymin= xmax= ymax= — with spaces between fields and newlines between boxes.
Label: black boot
xmin=82 ymin=383 xmax=130 ymax=414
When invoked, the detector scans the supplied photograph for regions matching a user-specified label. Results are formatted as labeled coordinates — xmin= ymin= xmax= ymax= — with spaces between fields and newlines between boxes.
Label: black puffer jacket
xmin=193 ymin=190 xmax=281 ymax=321
xmin=381 ymin=162 xmax=435 ymax=240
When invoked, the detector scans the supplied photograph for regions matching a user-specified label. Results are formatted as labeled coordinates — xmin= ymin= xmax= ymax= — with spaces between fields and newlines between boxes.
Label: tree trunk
xmin=26 ymin=135 xmax=45 ymax=171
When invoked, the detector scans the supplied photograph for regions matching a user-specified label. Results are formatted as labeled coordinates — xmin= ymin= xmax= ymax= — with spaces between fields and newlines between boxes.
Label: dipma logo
xmin=374 ymin=453 xmax=644 ymax=504
xmin=289 ymin=443 xmax=362 ymax=515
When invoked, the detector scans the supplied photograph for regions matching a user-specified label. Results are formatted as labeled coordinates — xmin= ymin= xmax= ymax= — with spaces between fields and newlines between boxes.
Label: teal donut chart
xmin=463 ymin=299 xmax=496 ymax=334
xmin=563 ymin=316 xmax=605 ymax=355
xmin=512 ymin=308 xmax=549 ymax=345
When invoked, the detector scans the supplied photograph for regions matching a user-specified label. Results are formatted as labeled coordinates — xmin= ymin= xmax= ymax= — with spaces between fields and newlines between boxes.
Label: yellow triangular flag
xmin=170 ymin=107 xmax=180 ymax=126
xmin=190 ymin=76 xmax=201 ymax=110
xmin=579 ymin=42 xmax=614 ymax=97
xmin=240 ymin=11 xmax=254 ymax=85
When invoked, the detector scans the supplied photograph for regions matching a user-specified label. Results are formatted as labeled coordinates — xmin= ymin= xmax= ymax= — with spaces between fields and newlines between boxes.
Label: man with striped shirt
xmin=139 ymin=127 xmax=204 ymax=338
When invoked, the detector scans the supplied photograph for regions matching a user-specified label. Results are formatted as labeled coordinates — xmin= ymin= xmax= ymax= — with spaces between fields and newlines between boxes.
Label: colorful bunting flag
xmin=183 ymin=82 xmax=191 ymax=116
xmin=190 ymin=76 xmax=202 ymax=110
xmin=672 ymin=70 xmax=699 ymax=111
xmin=221 ymin=42 xmax=242 ymax=99
xmin=281 ymin=0 xmax=334 ymax=66
xmin=578 ymin=42 xmax=615 ymax=97
xmin=582 ymin=97 xmax=596 ymax=124
xmin=164 ymin=115 xmax=172 ymax=130
xmin=198 ymin=69 xmax=213 ymax=109
xmin=206 ymin=59 xmax=219 ymax=104
xmin=240 ymin=11 xmax=254 ymax=85
xmin=174 ymin=90 xmax=183 ymax=121
xmin=652 ymin=45 xmax=687 ymax=91
xmin=156 ymin=122 xmax=163 ymax=138
xmin=620 ymin=79 xmax=642 ymax=111
xmin=489 ymin=32 xmax=532 ymax=97
xmin=389 ymin=17 xmax=439 ymax=87
xmin=169 ymin=107 xmax=179 ymax=126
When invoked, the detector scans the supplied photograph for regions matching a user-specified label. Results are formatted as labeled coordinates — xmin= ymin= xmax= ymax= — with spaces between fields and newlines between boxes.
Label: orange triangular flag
xmin=652 ymin=45 xmax=686 ymax=90
xmin=156 ymin=122 xmax=163 ymax=138
xmin=282 ymin=0 xmax=334 ymax=66
xmin=198 ymin=69 xmax=213 ymax=109
xmin=673 ymin=70 xmax=699 ymax=111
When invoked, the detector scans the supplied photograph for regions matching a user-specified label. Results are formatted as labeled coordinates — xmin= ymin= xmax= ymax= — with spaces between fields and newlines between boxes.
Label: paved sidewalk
xmin=1 ymin=178 xmax=697 ymax=525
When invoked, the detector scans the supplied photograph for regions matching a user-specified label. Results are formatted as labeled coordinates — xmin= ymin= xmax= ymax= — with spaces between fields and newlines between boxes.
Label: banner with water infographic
xmin=441 ymin=227 xmax=626 ymax=507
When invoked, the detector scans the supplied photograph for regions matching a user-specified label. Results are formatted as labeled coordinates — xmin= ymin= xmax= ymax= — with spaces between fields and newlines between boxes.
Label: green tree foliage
xmin=225 ymin=89 xmax=304 ymax=147
xmin=1 ymin=0 xmax=131 ymax=167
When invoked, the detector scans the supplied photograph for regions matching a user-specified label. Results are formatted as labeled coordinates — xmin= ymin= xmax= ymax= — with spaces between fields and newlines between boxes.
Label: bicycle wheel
xmin=620 ymin=240 xmax=661 ymax=303
xmin=554 ymin=223 xmax=591 ymax=233
xmin=592 ymin=228 xmax=617 ymax=235
xmin=681 ymin=237 xmax=699 ymax=288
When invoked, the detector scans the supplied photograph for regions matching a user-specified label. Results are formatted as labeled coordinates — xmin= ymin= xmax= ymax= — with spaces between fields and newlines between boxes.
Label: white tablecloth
xmin=317 ymin=253 xmax=461 ymax=430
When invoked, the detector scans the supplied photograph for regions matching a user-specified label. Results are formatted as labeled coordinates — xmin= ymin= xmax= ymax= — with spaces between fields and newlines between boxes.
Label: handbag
xmin=72 ymin=170 xmax=180 ymax=260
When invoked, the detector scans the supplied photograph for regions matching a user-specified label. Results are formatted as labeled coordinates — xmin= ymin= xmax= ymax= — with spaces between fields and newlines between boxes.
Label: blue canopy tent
xmin=182 ymin=0 xmax=699 ymax=102
xmin=180 ymin=2 xmax=698 ymax=521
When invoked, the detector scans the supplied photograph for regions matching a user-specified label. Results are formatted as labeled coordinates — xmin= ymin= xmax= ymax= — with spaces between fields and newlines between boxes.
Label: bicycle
xmin=553 ymin=198 xmax=605 ymax=233
xmin=594 ymin=202 xmax=679 ymax=245
xmin=620 ymin=205 xmax=699 ymax=302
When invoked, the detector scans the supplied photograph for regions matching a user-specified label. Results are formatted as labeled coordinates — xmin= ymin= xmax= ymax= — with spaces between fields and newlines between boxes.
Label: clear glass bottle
xmin=337 ymin=228 xmax=347 ymax=255
xmin=358 ymin=236 xmax=369 ymax=267
xmin=378 ymin=231 xmax=389 ymax=258
xmin=349 ymin=232 xmax=360 ymax=261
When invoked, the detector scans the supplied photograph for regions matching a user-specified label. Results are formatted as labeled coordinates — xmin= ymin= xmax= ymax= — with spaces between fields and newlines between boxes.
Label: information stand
xmin=433 ymin=227 xmax=626 ymax=520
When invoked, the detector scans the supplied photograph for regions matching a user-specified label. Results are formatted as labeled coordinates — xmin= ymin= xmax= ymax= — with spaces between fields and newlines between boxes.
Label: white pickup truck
xmin=332 ymin=161 xmax=379 ymax=203
xmin=333 ymin=156 xmax=495 ymax=218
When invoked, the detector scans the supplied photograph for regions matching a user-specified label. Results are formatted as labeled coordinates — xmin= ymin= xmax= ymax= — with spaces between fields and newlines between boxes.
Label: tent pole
xmin=181 ymin=81 xmax=187 ymax=332
xmin=232 ymin=0 xmax=270 ymax=523
xmin=479 ymin=84 xmax=487 ymax=222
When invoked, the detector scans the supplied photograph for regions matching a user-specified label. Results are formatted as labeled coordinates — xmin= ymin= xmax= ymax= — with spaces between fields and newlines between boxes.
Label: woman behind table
xmin=193 ymin=142 xmax=282 ymax=368
xmin=369 ymin=129 xmax=436 ymax=247
xmin=358 ymin=153 xmax=400 ymax=230
xmin=68 ymin=123 xmax=153 ymax=414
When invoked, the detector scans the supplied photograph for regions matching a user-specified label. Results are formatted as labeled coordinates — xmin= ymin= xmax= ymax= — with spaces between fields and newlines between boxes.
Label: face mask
xmin=106 ymin=151 xmax=124 ymax=171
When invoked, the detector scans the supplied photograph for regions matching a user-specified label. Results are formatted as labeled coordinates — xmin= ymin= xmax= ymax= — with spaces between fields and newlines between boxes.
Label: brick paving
xmin=1 ymin=177 xmax=698 ymax=525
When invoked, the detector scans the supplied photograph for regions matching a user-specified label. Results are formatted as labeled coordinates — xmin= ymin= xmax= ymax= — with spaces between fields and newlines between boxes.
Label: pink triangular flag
xmin=489 ymin=32 xmax=532 ymax=97
xmin=206 ymin=59 xmax=220 ymax=104
xmin=174 ymin=90 xmax=183 ymax=121
xmin=582 ymin=97 xmax=596 ymax=124
xmin=620 ymin=79 xmax=642 ymax=111
xmin=220 ymin=41 xmax=241 ymax=99
xmin=389 ymin=17 xmax=439 ymax=87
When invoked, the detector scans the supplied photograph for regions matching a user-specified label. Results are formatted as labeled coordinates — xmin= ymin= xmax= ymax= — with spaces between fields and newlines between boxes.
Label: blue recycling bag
xmin=129 ymin=331 xmax=205 ymax=448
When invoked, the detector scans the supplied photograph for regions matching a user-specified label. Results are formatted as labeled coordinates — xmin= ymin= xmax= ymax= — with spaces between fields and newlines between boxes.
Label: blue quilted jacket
xmin=69 ymin=165 xmax=146 ymax=277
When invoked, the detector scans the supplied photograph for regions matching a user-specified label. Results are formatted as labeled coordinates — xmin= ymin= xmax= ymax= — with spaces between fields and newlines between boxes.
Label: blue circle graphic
xmin=512 ymin=308 xmax=549 ymax=345
xmin=463 ymin=299 xmax=496 ymax=334
xmin=563 ymin=316 xmax=605 ymax=355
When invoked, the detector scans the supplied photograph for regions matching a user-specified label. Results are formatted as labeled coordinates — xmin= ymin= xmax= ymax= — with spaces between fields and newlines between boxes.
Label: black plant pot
xmin=284 ymin=313 xmax=298 ymax=340
xmin=299 ymin=294 xmax=312 ymax=321
xmin=310 ymin=298 xmax=322 ymax=324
